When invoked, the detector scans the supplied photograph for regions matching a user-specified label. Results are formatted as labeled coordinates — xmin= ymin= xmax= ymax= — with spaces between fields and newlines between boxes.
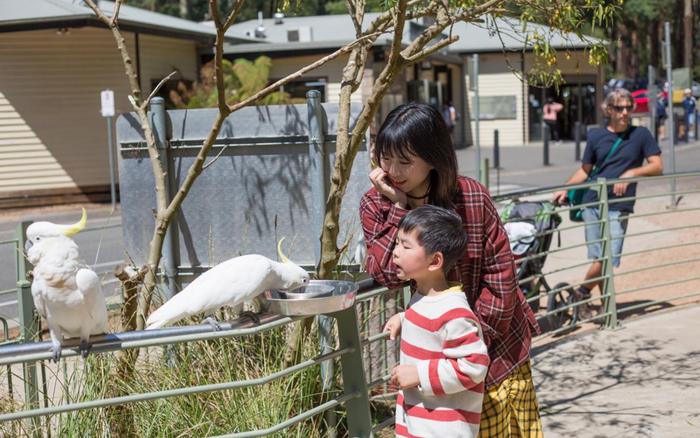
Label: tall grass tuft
xmin=37 ymin=323 xmax=339 ymax=437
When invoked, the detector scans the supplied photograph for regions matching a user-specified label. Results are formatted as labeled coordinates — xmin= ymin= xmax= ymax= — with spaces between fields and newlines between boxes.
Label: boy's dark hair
xmin=398 ymin=205 xmax=467 ymax=273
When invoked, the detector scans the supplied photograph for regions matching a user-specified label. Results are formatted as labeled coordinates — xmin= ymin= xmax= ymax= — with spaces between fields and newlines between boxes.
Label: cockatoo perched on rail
xmin=25 ymin=208 xmax=107 ymax=362
xmin=145 ymin=238 xmax=310 ymax=330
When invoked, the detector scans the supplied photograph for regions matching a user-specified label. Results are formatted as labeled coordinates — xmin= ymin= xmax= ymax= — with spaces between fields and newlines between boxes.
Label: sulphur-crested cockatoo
xmin=146 ymin=238 xmax=309 ymax=330
xmin=25 ymin=208 xmax=107 ymax=361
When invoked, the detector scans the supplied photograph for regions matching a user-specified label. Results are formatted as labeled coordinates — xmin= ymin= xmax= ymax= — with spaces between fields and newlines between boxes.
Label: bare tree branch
xmin=209 ymin=0 xmax=222 ymax=28
xmin=223 ymin=0 xmax=246 ymax=31
xmin=388 ymin=0 xmax=409 ymax=65
xmin=142 ymin=70 xmax=178 ymax=110
xmin=404 ymin=35 xmax=459 ymax=63
xmin=227 ymin=31 xmax=383 ymax=113
xmin=110 ymin=0 xmax=123 ymax=27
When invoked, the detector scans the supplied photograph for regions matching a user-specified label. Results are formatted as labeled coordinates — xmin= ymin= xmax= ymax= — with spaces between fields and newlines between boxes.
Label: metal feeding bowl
xmin=264 ymin=280 xmax=358 ymax=316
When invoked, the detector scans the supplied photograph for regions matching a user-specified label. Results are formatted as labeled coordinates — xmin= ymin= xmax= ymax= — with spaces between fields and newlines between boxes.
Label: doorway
xmin=528 ymin=80 xmax=597 ymax=141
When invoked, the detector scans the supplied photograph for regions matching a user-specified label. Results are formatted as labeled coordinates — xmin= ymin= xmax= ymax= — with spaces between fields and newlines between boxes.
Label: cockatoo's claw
xmin=50 ymin=343 xmax=62 ymax=363
xmin=79 ymin=340 xmax=91 ymax=358
xmin=239 ymin=311 xmax=261 ymax=325
xmin=202 ymin=317 xmax=222 ymax=331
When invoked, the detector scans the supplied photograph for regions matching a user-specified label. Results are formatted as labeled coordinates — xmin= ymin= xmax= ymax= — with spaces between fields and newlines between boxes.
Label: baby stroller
xmin=501 ymin=200 xmax=577 ymax=331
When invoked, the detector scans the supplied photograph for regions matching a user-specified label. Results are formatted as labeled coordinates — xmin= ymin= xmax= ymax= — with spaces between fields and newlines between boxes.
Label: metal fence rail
xmin=1 ymin=172 xmax=699 ymax=436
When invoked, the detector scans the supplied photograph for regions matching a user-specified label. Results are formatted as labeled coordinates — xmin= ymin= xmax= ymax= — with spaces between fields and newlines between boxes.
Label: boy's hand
xmin=390 ymin=365 xmax=419 ymax=389
xmin=383 ymin=313 xmax=402 ymax=340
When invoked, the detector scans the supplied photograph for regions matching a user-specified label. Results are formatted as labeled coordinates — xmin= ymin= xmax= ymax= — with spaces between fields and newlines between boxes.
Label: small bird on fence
xmin=145 ymin=238 xmax=310 ymax=330
xmin=24 ymin=208 xmax=108 ymax=362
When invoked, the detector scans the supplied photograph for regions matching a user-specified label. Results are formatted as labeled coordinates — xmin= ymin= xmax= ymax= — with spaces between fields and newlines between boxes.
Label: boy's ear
xmin=427 ymin=251 xmax=444 ymax=272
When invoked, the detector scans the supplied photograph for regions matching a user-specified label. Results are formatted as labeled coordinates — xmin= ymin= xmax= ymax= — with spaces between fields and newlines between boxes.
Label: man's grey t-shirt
xmin=582 ymin=126 xmax=661 ymax=213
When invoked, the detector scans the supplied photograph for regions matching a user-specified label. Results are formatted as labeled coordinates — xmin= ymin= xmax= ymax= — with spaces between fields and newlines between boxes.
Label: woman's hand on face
xmin=369 ymin=167 xmax=407 ymax=207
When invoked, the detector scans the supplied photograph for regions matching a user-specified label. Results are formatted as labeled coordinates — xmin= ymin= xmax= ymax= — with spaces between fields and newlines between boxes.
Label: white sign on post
xmin=100 ymin=89 xmax=115 ymax=117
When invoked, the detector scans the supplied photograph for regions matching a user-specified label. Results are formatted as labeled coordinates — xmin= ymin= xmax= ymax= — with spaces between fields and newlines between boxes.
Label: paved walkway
xmin=533 ymin=304 xmax=700 ymax=437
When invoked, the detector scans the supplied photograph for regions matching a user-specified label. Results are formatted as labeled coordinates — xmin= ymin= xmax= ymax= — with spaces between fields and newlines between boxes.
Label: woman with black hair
xmin=359 ymin=102 xmax=543 ymax=437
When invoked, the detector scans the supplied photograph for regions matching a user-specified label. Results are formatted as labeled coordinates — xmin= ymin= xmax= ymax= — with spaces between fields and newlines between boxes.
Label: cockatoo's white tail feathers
xmin=75 ymin=268 xmax=108 ymax=334
xmin=75 ymin=268 xmax=100 ymax=291
xmin=354 ymin=234 xmax=367 ymax=269
xmin=145 ymin=292 xmax=191 ymax=330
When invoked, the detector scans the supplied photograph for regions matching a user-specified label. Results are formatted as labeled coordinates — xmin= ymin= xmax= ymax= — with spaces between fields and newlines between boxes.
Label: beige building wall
xmin=266 ymin=54 xmax=367 ymax=104
xmin=465 ymin=50 xmax=600 ymax=146
xmin=466 ymin=53 xmax=526 ymax=146
xmin=0 ymin=27 xmax=198 ymax=203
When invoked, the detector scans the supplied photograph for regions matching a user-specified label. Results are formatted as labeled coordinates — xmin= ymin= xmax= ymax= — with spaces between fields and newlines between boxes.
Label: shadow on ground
xmin=532 ymin=304 xmax=700 ymax=437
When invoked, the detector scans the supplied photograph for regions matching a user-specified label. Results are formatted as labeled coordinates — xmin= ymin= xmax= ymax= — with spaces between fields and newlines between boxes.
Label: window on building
xmin=473 ymin=95 xmax=517 ymax=120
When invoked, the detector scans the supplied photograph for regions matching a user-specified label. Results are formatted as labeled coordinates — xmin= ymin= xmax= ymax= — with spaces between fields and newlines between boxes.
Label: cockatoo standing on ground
xmin=25 ymin=208 xmax=108 ymax=361
xmin=146 ymin=238 xmax=310 ymax=330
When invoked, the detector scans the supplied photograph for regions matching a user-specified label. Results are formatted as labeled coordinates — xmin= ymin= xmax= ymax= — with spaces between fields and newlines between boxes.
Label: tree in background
xmin=169 ymin=56 xmax=291 ymax=108
xmin=128 ymin=0 xmax=385 ymax=21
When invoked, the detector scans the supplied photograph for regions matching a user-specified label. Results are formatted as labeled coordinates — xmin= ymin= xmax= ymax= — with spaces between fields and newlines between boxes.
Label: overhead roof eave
xmin=0 ymin=15 xmax=241 ymax=44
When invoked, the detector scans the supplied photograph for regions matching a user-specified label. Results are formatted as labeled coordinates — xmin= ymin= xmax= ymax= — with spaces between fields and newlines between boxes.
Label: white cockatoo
xmin=146 ymin=238 xmax=310 ymax=330
xmin=25 ymin=208 xmax=108 ymax=361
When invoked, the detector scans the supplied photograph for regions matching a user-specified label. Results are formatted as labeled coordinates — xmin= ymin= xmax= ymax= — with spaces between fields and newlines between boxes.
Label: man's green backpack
xmin=566 ymin=133 xmax=626 ymax=222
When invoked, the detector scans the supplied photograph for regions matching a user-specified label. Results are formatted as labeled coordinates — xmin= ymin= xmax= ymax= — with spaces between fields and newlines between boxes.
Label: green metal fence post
xmin=597 ymin=178 xmax=619 ymax=329
xmin=480 ymin=158 xmax=490 ymax=190
xmin=16 ymin=221 xmax=41 ymax=435
xmin=332 ymin=306 xmax=372 ymax=438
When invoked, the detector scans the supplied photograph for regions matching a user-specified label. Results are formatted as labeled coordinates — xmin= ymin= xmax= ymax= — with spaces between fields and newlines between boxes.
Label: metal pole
xmin=16 ymin=221 xmax=41 ymax=436
xmin=493 ymin=129 xmax=500 ymax=169
xmin=648 ymin=65 xmax=658 ymax=140
xmin=574 ymin=121 xmax=582 ymax=161
xmin=665 ymin=21 xmax=677 ymax=207
xmin=472 ymin=54 xmax=481 ymax=181
xmin=150 ymin=97 xmax=178 ymax=301
xmin=307 ymin=90 xmax=326 ymax=263
xmin=597 ymin=178 xmax=618 ymax=329
xmin=480 ymin=158 xmax=490 ymax=190
xmin=543 ymin=124 xmax=550 ymax=166
xmin=106 ymin=116 xmax=117 ymax=211
xmin=332 ymin=306 xmax=372 ymax=438
xmin=307 ymin=90 xmax=336 ymax=437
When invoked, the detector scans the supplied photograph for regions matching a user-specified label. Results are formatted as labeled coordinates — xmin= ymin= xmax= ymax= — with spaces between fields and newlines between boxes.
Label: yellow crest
xmin=62 ymin=208 xmax=87 ymax=237
xmin=277 ymin=237 xmax=292 ymax=264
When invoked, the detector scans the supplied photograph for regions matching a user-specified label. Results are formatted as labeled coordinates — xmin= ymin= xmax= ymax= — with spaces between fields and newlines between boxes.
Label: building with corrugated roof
xmin=217 ymin=13 xmax=604 ymax=148
xmin=0 ymin=0 xmax=246 ymax=207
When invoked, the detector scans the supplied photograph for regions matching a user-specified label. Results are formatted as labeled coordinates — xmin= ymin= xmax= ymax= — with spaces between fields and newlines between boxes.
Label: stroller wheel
xmin=546 ymin=282 xmax=576 ymax=330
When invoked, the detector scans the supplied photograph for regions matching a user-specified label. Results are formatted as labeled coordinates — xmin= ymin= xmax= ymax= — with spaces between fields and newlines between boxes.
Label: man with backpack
xmin=552 ymin=88 xmax=663 ymax=319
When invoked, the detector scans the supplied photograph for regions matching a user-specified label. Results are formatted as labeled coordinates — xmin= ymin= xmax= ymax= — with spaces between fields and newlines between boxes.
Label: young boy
xmin=384 ymin=205 xmax=490 ymax=438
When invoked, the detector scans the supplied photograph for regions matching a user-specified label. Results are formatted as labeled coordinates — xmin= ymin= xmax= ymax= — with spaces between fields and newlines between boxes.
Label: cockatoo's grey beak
xmin=24 ymin=240 xmax=32 ymax=252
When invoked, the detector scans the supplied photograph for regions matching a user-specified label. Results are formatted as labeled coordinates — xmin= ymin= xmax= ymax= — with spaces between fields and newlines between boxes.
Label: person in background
xmin=656 ymin=91 xmax=668 ymax=141
xmin=553 ymin=89 xmax=663 ymax=319
xmin=682 ymin=88 xmax=696 ymax=142
xmin=442 ymin=101 xmax=458 ymax=141
xmin=543 ymin=97 xmax=564 ymax=143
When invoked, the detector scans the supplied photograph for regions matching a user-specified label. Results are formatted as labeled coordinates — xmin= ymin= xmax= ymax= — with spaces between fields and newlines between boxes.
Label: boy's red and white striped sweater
xmin=395 ymin=287 xmax=489 ymax=438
